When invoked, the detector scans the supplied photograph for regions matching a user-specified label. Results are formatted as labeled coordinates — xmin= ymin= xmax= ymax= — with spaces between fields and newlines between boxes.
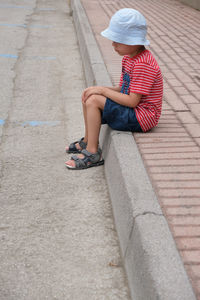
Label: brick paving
xmin=81 ymin=0 xmax=200 ymax=297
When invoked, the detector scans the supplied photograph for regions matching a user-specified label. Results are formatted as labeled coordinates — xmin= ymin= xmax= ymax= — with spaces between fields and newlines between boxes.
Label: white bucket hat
xmin=101 ymin=8 xmax=150 ymax=46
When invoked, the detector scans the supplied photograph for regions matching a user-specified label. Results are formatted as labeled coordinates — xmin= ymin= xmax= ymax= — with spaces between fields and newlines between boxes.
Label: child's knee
xmin=86 ymin=95 xmax=106 ymax=111
xmin=85 ymin=95 xmax=98 ymax=108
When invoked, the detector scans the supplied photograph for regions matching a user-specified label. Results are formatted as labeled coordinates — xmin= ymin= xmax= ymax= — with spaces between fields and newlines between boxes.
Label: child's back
xmin=120 ymin=49 xmax=163 ymax=132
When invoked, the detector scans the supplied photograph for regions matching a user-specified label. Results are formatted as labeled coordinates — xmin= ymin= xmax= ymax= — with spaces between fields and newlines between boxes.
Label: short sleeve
xmin=119 ymin=72 xmax=123 ymax=87
xmin=119 ymin=56 xmax=127 ymax=87
xmin=129 ymin=63 xmax=157 ymax=95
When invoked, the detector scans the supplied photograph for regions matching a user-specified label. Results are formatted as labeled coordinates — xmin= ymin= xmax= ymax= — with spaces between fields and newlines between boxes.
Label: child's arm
xmin=106 ymin=86 xmax=121 ymax=92
xmin=82 ymin=86 xmax=141 ymax=108
xmin=82 ymin=85 xmax=121 ymax=102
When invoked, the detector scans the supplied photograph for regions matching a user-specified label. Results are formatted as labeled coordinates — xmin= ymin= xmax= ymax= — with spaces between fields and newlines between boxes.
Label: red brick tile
xmin=189 ymin=104 xmax=200 ymax=121
xmin=180 ymin=250 xmax=200 ymax=264
xmin=166 ymin=62 xmax=182 ymax=70
xmin=195 ymin=138 xmax=200 ymax=147
xmin=136 ymin=137 xmax=193 ymax=144
xmin=153 ymin=123 xmax=181 ymax=129
xmin=83 ymin=1 xmax=110 ymax=27
xmin=192 ymin=90 xmax=200 ymax=98
xmin=176 ymin=237 xmax=200 ymax=250
xmin=181 ymin=95 xmax=199 ymax=104
xmin=150 ymin=126 xmax=185 ymax=133
xmin=185 ymin=83 xmax=200 ymax=92
xmin=159 ymin=189 xmax=200 ymax=198
xmin=141 ymin=146 xmax=199 ymax=154
xmin=196 ymin=281 xmax=200 ymax=293
xmin=185 ymin=124 xmax=200 ymax=138
xmin=178 ymin=52 xmax=190 ymax=59
xmin=143 ymin=152 xmax=200 ymax=160
xmin=147 ymin=159 xmax=200 ymax=167
xmin=157 ymin=118 xmax=181 ymax=124
xmin=172 ymin=226 xmax=200 ymax=237
xmin=150 ymin=165 xmax=200 ymax=173
xmin=163 ymin=72 xmax=176 ymax=79
xmin=150 ymin=162 xmax=200 ymax=174
xmin=174 ymin=87 xmax=190 ymax=95
xmin=173 ymin=70 xmax=193 ymax=83
xmin=161 ymin=198 xmax=200 ymax=206
xmin=138 ymin=141 xmax=196 ymax=149
xmin=185 ymin=57 xmax=196 ymax=64
xmin=165 ymin=91 xmax=189 ymax=111
xmin=136 ymin=132 xmax=188 ymax=138
xmin=169 ymin=216 xmax=200 ymax=226
xmin=185 ymin=264 xmax=200 ymax=281
xmin=158 ymin=178 xmax=200 ymax=187
xmin=177 ymin=111 xmax=197 ymax=124
xmin=166 ymin=206 xmax=200 ymax=216
xmin=190 ymin=64 xmax=200 ymax=71
xmin=185 ymin=266 xmax=200 ymax=298
xmin=167 ymin=78 xmax=183 ymax=87
xmin=159 ymin=114 xmax=178 ymax=119
xmin=162 ymin=101 xmax=171 ymax=110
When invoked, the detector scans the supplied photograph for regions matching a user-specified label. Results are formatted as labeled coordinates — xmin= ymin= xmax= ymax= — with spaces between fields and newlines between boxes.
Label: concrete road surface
xmin=0 ymin=0 xmax=130 ymax=299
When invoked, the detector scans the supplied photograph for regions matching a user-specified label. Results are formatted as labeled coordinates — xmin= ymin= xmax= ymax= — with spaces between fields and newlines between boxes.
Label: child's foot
xmin=66 ymin=137 xmax=87 ymax=153
xmin=65 ymin=149 xmax=104 ymax=170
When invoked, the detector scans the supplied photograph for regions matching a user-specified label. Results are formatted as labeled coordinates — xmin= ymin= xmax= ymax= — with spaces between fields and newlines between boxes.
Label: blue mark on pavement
xmin=20 ymin=121 xmax=60 ymax=127
xmin=0 ymin=4 xmax=55 ymax=11
xmin=0 ymin=4 xmax=32 ymax=9
xmin=0 ymin=120 xmax=60 ymax=127
xmin=0 ymin=23 xmax=52 ymax=29
xmin=30 ymin=56 xmax=56 ymax=60
xmin=38 ymin=8 xmax=55 ymax=11
xmin=0 ymin=54 xmax=18 ymax=59
xmin=0 ymin=23 xmax=26 ymax=28
xmin=30 ymin=24 xmax=52 ymax=28
xmin=0 ymin=54 xmax=56 ymax=60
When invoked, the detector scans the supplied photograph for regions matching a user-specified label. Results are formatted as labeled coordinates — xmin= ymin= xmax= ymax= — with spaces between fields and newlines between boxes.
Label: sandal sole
xmin=66 ymin=159 xmax=104 ymax=170
xmin=66 ymin=150 xmax=81 ymax=154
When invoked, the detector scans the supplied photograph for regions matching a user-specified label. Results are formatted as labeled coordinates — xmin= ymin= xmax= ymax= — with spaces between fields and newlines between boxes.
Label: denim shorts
xmin=102 ymin=98 xmax=143 ymax=132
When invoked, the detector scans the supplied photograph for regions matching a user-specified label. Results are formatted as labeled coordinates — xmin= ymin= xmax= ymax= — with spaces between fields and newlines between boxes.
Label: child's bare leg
xmin=85 ymin=95 xmax=106 ymax=153
xmin=65 ymin=95 xmax=106 ymax=167
xmin=82 ymin=102 xmax=88 ymax=143
xmin=65 ymin=102 xmax=88 ymax=151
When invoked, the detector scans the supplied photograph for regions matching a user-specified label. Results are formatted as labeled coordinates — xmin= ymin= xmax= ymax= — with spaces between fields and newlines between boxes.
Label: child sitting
xmin=65 ymin=8 xmax=163 ymax=170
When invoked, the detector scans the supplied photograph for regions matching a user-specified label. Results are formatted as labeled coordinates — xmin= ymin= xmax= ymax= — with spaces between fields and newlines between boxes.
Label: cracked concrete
xmin=0 ymin=0 xmax=36 ymax=161
xmin=0 ymin=15 xmax=35 ymax=186
xmin=135 ymin=211 xmax=164 ymax=218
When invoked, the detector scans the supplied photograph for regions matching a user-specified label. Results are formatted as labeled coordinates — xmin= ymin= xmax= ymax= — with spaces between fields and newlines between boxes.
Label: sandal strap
xmin=81 ymin=149 xmax=102 ymax=161
xmin=71 ymin=149 xmax=102 ymax=168
xmin=79 ymin=138 xmax=87 ymax=149
xmin=71 ymin=154 xmax=89 ymax=168
xmin=68 ymin=137 xmax=87 ymax=152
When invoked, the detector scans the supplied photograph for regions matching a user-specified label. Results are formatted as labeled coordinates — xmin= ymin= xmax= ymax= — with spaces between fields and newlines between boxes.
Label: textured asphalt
xmin=0 ymin=0 xmax=131 ymax=299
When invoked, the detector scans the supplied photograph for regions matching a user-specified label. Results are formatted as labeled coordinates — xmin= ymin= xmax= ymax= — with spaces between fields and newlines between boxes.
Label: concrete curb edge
xmin=71 ymin=0 xmax=196 ymax=299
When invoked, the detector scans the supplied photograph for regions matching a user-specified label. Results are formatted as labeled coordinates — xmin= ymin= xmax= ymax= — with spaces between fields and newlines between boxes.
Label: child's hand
xmin=82 ymin=86 xmax=103 ymax=103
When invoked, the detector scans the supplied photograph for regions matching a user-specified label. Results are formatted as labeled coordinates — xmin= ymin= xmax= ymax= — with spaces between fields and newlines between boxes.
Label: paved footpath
xmin=81 ymin=0 xmax=200 ymax=298
xmin=0 ymin=0 xmax=131 ymax=299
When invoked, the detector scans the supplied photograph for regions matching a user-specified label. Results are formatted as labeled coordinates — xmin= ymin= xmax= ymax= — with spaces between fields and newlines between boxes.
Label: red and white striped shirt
xmin=119 ymin=49 xmax=163 ymax=132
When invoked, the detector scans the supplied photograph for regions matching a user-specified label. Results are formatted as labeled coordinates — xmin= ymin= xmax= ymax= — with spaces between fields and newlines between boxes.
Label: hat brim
xmin=101 ymin=28 xmax=150 ymax=46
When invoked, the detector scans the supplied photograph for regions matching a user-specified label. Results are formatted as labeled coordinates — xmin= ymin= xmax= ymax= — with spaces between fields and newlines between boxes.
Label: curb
xmin=71 ymin=0 xmax=196 ymax=299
